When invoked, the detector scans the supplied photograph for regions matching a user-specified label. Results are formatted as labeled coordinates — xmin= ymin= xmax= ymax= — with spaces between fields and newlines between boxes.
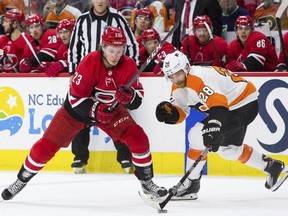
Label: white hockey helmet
xmin=162 ymin=51 xmax=190 ymax=77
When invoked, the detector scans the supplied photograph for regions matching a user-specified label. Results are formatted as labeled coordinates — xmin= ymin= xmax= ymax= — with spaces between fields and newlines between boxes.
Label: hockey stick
xmin=109 ymin=21 xmax=180 ymax=110
xmin=14 ymin=21 xmax=42 ymax=66
xmin=203 ymin=21 xmax=225 ymax=68
xmin=139 ymin=147 xmax=210 ymax=210
xmin=275 ymin=0 xmax=288 ymax=70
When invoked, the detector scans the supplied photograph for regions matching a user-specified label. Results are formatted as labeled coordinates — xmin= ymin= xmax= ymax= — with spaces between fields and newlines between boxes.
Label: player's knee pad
xmin=217 ymin=145 xmax=244 ymax=160
xmin=188 ymin=122 xmax=205 ymax=150
xmin=119 ymin=124 xmax=149 ymax=154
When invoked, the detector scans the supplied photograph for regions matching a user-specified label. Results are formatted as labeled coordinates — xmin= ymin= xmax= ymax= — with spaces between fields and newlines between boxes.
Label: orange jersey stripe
xmin=187 ymin=148 xmax=208 ymax=161
xmin=237 ymin=144 xmax=253 ymax=164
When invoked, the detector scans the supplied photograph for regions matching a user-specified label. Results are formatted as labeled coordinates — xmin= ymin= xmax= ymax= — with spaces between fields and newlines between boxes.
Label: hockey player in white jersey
xmin=155 ymin=50 xmax=288 ymax=200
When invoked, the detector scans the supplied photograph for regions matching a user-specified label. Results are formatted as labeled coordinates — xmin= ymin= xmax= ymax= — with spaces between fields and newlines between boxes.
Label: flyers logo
xmin=257 ymin=79 xmax=288 ymax=153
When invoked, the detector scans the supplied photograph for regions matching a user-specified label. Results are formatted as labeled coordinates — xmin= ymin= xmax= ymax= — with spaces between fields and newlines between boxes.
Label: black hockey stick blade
xmin=139 ymin=148 xmax=209 ymax=210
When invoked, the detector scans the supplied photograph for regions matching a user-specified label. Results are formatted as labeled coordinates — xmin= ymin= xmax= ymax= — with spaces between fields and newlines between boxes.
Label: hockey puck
xmin=157 ymin=209 xmax=168 ymax=213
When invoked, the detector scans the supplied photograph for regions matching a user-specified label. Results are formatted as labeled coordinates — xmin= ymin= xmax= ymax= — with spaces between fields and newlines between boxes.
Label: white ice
xmin=0 ymin=171 xmax=288 ymax=216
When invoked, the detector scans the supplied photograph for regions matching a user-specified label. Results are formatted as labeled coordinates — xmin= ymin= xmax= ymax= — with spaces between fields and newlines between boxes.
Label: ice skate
xmin=71 ymin=160 xmax=87 ymax=174
xmin=1 ymin=179 xmax=27 ymax=201
xmin=170 ymin=178 xmax=200 ymax=200
xmin=141 ymin=179 xmax=167 ymax=198
xmin=263 ymin=155 xmax=285 ymax=190
xmin=121 ymin=160 xmax=135 ymax=174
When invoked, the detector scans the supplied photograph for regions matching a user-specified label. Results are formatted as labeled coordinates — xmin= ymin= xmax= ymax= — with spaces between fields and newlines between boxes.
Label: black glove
xmin=155 ymin=101 xmax=179 ymax=124
xmin=202 ymin=120 xmax=224 ymax=152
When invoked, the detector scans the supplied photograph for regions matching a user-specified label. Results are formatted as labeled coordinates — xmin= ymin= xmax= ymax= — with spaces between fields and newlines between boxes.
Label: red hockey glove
xmin=96 ymin=104 xmax=117 ymax=123
xmin=155 ymin=101 xmax=179 ymax=124
xmin=45 ymin=61 xmax=67 ymax=77
xmin=227 ymin=60 xmax=246 ymax=72
xmin=37 ymin=62 xmax=53 ymax=72
xmin=19 ymin=59 xmax=37 ymax=73
xmin=202 ymin=120 xmax=224 ymax=152
xmin=115 ymin=85 xmax=135 ymax=105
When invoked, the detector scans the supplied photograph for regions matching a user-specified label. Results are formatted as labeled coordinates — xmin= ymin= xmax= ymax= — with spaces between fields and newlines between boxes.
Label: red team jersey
xmin=56 ymin=44 xmax=68 ymax=61
xmin=181 ymin=35 xmax=227 ymax=67
xmin=0 ymin=33 xmax=31 ymax=71
xmin=139 ymin=41 xmax=176 ymax=71
xmin=68 ymin=51 xmax=144 ymax=121
xmin=22 ymin=29 xmax=62 ymax=60
xmin=227 ymin=31 xmax=278 ymax=71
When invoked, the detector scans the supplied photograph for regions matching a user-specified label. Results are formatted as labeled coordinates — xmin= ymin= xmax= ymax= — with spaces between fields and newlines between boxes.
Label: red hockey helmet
xmin=135 ymin=8 xmax=154 ymax=21
xmin=26 ymin=14 xmax=46 ymax=28
xmin=193 ymin=15 xmax=213 ymax=30
xmin=56 ymin=19 xmax=75 ymax=32
xmin=234 ymin=15 xmax=254 ymax=31
xmin=142 ymin=28 xmax=160 ymax=42
xmin=102 ymin=26 xmax=127 ymax=46
xmin=4 ymin=8 xmax=25 ymax=25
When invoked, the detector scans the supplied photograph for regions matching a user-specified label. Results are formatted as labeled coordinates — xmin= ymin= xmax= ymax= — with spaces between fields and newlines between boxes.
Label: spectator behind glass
xmin=131 ymin=0 xmax=171 ymax=33
xmin=133 ymin=8 xmax=154 ymax=50
xmin=41 ymin=19 xmax=75 ymax=77
xmin=226 ymin=15 xmax=278 ymax=71
xmin=0 ymin=9 xmax=31 ymax=72
xmin=139 ymin=28 xmax=176 ymax=73
xmin=219 ymin=0 xmax=250 ymax=32
xmin=0 ymin=0 xmax=25 ymax=15
xmin=171 ymin=0 xmax=223 ymax=50
xmin=19 ymin=14 xmax=62 ymax=73
xmin=276 ymin=32 xmax=288 ymax=71
xmin=45 ymin=0 xmax=82 ymax=29
xmin=254 ymin=0 xmax=288 ymax=31
xmin=237 ymin=0 xmax=261 ymax=17
xmin=181 ymin=15 xmax=228 ymax=67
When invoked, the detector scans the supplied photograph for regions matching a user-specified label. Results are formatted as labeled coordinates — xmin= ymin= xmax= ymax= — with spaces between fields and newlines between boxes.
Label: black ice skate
xmin=170 ymin=178 xmax=200 ymax=200
xmin=141 ymin=179 xmax=167 ymax=198
xmin=1 ymin=179 xmax=27 ymax=200
xmin=263 ymin=155 xmax=285 ymax=189
xmin=71 ymin=160 xmax=87 ymax=174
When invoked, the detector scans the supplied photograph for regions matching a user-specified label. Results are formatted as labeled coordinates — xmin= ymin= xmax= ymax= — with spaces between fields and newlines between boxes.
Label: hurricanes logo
xmin=0 ymin=86 xmax=24 ymax=136
xmin=257 ymin=79 xmax=288 ymax=153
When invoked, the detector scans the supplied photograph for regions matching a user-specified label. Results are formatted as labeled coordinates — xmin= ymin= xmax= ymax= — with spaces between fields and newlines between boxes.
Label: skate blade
xmin=270 ymin=171 xmax=288 ymax=192
xmin=138 ymin=190 xmax=166 ymax=210
xmin=73 ymin=167 xmax=87 ymax=174
xmin=170 ymin=193 xmax=198 ymax=201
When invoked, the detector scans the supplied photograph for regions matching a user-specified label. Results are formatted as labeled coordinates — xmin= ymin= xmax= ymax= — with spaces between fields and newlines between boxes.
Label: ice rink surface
xmin=0 ymin=171 xmax=288 ymax=216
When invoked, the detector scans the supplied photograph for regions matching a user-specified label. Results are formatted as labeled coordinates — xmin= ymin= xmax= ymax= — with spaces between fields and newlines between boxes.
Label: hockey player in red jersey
xmin=139 ymin=28 xmax=176 ymax=73
xmin=1 ymin=26 xmax=167 ymax=201
xmin=43 ymin=19 xmax=75 ymax=77
xmin=19 ymin=13 xmax=62 ymax=73
xmin=155 ymin=50 xmax=287 ymax=200
xmin=276 ymin=32 xmax=288 ymax=72
xmin=0 ymin=9 xmax=31 ymax=72
xmin=181 ymin=15 xmax=228 ymax=67
xmin=227 ymin=15 xmax=278 ymax=72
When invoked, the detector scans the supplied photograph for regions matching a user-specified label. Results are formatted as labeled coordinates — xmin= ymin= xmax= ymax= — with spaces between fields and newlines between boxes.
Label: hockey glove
xmin=46 ymin=60 xmax=67 ymax=77
xmin=37 ymin=62 xmax=53 ymax=72
xmin=202 ymin=120 xmax=224 ymax=152
xmin=115 ymin=85 xmax=135 ymax=105
xmin=153 ymin=62 xmax=163 ymax=75
xmin=227 ymin=60 xmax=246 ymax=72
xmin=155 ymin=101 xmax=180 ymax=124
xmin=96 ymin=104 xmax=117 ymax=124
xmin=19 ymin=59 xmax=37 ymax=73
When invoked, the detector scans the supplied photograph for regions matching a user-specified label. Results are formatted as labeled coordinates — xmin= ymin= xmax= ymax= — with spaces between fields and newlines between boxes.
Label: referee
xmin=68 ymin=0 xmax=138 ymax=174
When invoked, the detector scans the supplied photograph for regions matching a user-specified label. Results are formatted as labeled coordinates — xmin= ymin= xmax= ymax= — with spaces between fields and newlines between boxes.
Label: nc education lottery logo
xmin=257 ymin=79 xmax=288 ymax=153
xmin=0 ymin=86 xmax=24 ymax=136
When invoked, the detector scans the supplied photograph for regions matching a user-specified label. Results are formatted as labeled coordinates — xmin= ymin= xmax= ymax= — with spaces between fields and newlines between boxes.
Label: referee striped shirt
xmin=68 ymin=7 xmax=139 ymax=74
